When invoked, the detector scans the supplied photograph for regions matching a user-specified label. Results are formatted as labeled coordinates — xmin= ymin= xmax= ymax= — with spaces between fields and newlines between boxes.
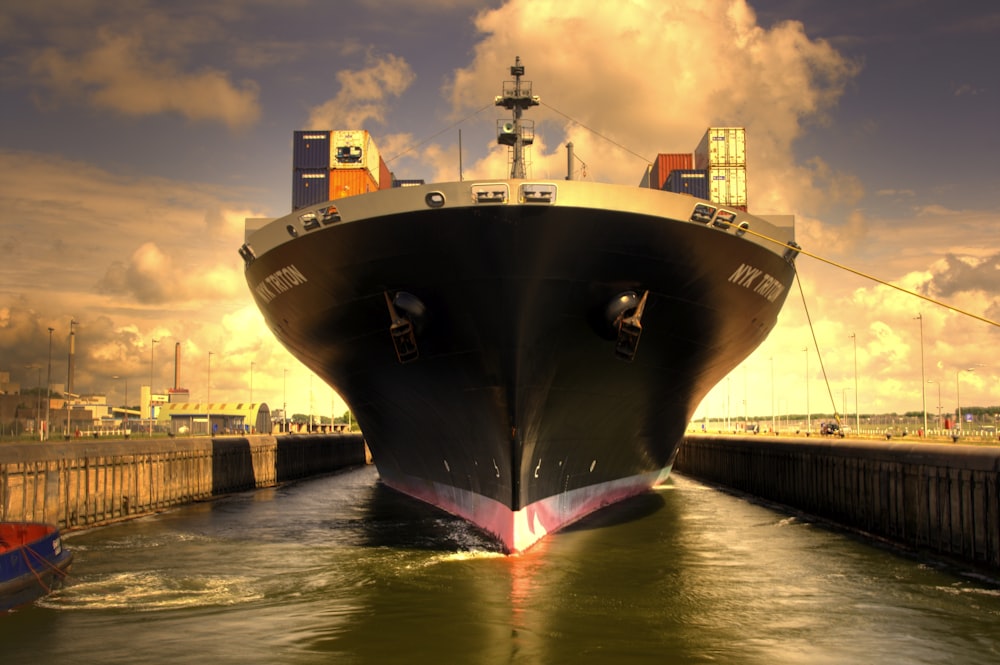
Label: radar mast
xmin=495 ymin=56 xmax=540 ymax=178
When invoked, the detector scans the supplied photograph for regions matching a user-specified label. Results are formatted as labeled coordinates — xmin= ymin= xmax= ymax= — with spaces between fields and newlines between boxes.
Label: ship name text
xmin=728 ymin=263 xmax=785 ymax=302
xmin=254 ymin=264 xmax=308 ymax=303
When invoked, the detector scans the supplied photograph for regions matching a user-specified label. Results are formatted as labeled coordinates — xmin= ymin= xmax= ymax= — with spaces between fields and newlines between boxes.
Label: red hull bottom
xmin=380 ymin=467 xmax=673 ymax=554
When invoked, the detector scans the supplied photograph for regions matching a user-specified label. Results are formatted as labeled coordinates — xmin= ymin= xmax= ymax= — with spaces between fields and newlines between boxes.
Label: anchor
xmin=385 ymin=291 xmax=419 ymax=363
xmin=614 ymin=290 xmax=649 ymax=362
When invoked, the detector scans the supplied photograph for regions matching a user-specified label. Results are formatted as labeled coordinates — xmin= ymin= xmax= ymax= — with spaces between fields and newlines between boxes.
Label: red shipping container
xmin=329 ymin=168 xmax=379 ymax=200
xmin=378 ymin=156 xmax=392 ymax=190
xmin=647 ymin=153 xmax=693 ymax=190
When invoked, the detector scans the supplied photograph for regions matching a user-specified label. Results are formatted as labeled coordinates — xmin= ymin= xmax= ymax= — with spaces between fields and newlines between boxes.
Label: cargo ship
xmin=241 ymin=59 xmax=798 ymax=553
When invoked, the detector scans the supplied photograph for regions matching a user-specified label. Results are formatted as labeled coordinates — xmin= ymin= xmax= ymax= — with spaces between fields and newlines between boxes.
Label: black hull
xmin=244 ymin=181 xmax=795 ymax=551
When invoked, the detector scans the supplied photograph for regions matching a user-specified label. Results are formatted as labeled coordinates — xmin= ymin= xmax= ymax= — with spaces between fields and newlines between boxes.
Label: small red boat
xmin=1 ymin=522 xmax=74 ymax=611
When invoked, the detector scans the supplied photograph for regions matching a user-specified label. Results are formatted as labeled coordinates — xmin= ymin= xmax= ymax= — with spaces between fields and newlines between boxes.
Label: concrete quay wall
xmin=675 ymin=436 xmax=1000 ymax=569
xmin=0 ymin=434 xmax=368 ymax=530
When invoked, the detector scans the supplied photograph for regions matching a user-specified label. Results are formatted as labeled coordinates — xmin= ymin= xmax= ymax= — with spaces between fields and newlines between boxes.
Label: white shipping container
xmin=331 ymin=130 xmax=381 ymax=186
xmin=695 ymin=127 xmax=746 ymax=169
xmin=708 ymin=166 xmax=748 ymax=207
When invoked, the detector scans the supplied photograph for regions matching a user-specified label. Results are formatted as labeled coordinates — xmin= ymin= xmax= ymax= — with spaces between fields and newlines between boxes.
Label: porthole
xmin=425 ymin=191 xmax=445 ymax=208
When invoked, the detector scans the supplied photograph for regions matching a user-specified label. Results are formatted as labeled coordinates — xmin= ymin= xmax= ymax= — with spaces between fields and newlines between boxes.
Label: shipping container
xmin=695 ymin=127 xmax=746 ymax=169
xmin=393 ymin=178 xmax=426 ymax=188
xmin=292 ymin=169 xmax=330 ymax=211
xmin=378 ymin=156 xmax=392 ymax=190
xmin=331 ymin=130 xmax=381 ymax=186
xmin=663 ymin=169 xmax=709 ymax=199
xmin=708 ymin=166 xmax=748 ymax=208
xmin=646 ymin=153 xmax=694 ymax=190
xmin=329 ymin=168 xmax=379 ymax=200
xmin=293 ymin=131 xmax=332 ymax=169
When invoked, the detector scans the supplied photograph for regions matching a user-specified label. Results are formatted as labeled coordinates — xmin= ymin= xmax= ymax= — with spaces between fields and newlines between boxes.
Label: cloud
xmin=96 ymin=241 xmax=242 ymax=305
xmin=924 ymin=253 xmax=1000 ymax=297
xmin=28 ymin=28 xmax=260 ymax=129
xmin=446 ymin=0 xmax=860 ymax=217
xmin=306 ymin=53 xmax=416 ymax=129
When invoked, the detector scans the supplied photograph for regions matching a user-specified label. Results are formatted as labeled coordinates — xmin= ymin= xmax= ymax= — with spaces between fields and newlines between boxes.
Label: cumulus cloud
xmin=925 ymin=253 xmax=1000 ymax=297
xmin=0 ymin=149 xmax=259 ymax=396
xmin=306 ymin=53 xmax=416 ymax=129
xmin=28 ymin=28 xmax=260 ymax=129
xmin=96 ymin=242 xmax=243 ymax=306
xmin=447 ymin=0 xmax=860 ymax=215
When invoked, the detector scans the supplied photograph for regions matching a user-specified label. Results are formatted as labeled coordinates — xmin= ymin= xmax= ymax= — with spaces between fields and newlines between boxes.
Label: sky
xmin=0 ymin=0 xmax=998 ymax=426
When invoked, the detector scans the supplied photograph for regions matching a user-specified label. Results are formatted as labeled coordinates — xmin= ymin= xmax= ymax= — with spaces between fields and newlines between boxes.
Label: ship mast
xmin=495 ymin=56 xmax=539 ymax=178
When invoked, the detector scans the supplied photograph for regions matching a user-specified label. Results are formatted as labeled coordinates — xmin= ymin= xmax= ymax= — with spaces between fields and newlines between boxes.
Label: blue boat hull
xmin=1 ymin=523 xmax=74 ymax=610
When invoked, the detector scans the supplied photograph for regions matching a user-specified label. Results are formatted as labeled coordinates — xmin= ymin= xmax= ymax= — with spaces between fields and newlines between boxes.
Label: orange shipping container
xmin=329 ymin=168 xmax=379 ymax=200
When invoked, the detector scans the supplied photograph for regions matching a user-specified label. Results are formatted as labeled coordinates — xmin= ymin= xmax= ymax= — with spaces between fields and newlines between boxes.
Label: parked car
xmin=820 ymin=422 xmax=844 ymax=437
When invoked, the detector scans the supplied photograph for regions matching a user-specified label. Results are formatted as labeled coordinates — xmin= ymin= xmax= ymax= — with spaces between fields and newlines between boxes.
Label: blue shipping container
xmin=293 ymin=131 xmax=331 ymax=169
xmin=292 ymin=169 xmax=329 ymax=211
xmin=663 ymin=169 xmax=708 ymax=199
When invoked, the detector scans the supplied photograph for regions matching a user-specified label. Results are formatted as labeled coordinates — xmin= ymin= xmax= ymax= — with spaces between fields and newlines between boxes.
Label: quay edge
xmin=0 ymin=434 xmax=368 ymax=530
xmin=676 ymin=435 xmax=1000 ymax=570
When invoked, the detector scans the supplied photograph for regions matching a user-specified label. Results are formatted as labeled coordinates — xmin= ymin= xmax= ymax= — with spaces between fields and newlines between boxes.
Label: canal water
xmin=4 ymin=465 xmax=1000 ymax=664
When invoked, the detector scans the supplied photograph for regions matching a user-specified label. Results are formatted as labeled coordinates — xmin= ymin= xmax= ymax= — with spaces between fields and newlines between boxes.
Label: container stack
xmin=640 ymin=127 xmax=749 ymax=211
xmin=292 ymin=129 xmax=390 ymax=211
xmin=292 ymin=131 xmax=331 ymax=211
xmin=639 ymin=153 xmax=693 ymax=190
xmin=695 ymin=127 xmax=747 ymax=210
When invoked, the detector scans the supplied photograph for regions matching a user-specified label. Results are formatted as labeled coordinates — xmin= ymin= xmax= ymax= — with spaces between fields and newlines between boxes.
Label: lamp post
xmin=111 ymin=374 xmax=122 ymax=429
xmin=743 ymin=364 xmax=748 ymax=431
xmin=45 ymin=327 xmax=54 ymax=441
xmin=956 ymin=367 xmax=975 ymax=434
xmin=803 ymin=347 xmax=810 ymax=434
xmin=149 ymin=338 xmax=158 ymax=436
xmin=27 ymin=364 xmax=41 ymax=439
xmin=770 ymin=356 xmax=775 ymax=434
xmin=250 ymin=361 xmax=255 ymax=404
xmin=726 ymin=376 xmax=731 ymax=432
xmin=915 ymin=314 xmax=926 ymax=436
xmin=850 ymin=332 xmax=859 ymax=435
xmin=208 ymin=351 xmax=214 ymax=436
xmin=283 ymin=369 xmax=288 ymax=433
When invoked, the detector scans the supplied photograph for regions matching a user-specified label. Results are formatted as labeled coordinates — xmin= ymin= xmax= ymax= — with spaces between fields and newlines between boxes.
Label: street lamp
xmin=915 ymin=314 xmax=927 ymax=436
xmin=208 ymin=351 xmax=214 ymax=436
xmin=803 ymin=347 xmax=810 ymax=433
xmin=850 ymin=332 xmax=859 ymax=435
xmin=149 ymin=338 xmax=158 ymax=436
xmin=26 ymin=364 xmax=41 ymax=440
xmin=956 ymin=367 xmax=975 ymax=434
xmin=45 ymin=327 xmax=54 ymax=441
xmin=770 ymin=356 xmax=775 ymax=434
xmin=250 ymin=361 xmax=255 ymax=404
xmin=743 ymin=364 xmax=748 ymax=431
xmin=283 ymin=369 xmax=288 ymax=433
xmin=111 ymin=374 xmax=122 ymax=429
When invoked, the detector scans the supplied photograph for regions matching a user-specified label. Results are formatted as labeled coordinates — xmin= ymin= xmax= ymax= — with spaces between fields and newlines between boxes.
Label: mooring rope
xmin=714 ymin=217 xmax=999 ymax=425
xmin=733 ymin=223 xmax=1000 ymax=329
